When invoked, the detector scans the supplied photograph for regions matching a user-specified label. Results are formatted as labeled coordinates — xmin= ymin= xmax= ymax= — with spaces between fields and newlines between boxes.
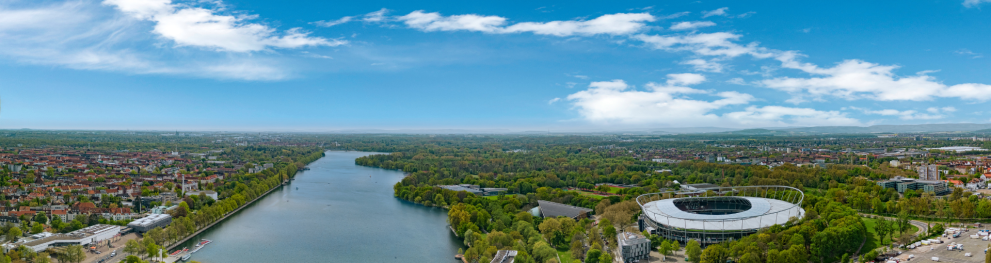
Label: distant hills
xmin=648 ymin=123 xmax=991 ymax=135
xmin=771 ymin=123 xmax=991 ymax=134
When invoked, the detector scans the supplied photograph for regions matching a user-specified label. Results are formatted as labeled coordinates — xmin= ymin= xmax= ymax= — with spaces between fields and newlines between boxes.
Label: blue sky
xmin=3 ymin=0 xmax=991 ymax=131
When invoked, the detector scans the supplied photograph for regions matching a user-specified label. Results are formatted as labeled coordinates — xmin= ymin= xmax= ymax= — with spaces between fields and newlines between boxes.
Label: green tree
xmin=65 ymin=245 xmax=85 ymax=263
xmin=6 ymin=227 xmax=20 ymax=242
xmin=659 ymin=240 xmax=671 ymax=257
xmin=145 ymin=243 xmax=160 ymax=261
xmin=33 ymin=212 xmax=47 ymax=225
xmin=532 ymin=241 xmax=557 ymax=263
xmin=898 ymin=212 xmax=911 ymax=235
xmin=700 ymin=244 xmax=727 ymax=263
xmin=686 ymin=239 xmax=702 ymax=263
xmin=585 ymin=249 xmax=602 ymax=263
xmin=30 ymin=223 xmax=42 ymax=234
xmin=124 ymin=239 xmax=141 ymax=256
xmin=33 ymin=252 xmax=50 ymax=263
xmin=125 ymin=255 xmax=147 ymax=263
xmin=599 ymin=252 xmax=612 ymax=263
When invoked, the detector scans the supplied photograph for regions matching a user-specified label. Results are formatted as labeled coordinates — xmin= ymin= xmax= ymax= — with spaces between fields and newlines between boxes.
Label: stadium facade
xmin=636 ymin=185 xmax=805 ymax=246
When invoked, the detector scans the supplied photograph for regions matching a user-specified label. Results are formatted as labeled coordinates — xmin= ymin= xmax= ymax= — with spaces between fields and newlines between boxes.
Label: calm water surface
xmin=180 ymin=151 xmax=464 ymax=262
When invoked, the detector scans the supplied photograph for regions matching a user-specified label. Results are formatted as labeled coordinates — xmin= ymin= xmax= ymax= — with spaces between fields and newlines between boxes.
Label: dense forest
xmin=351 ymin=136 xmax=981 ymax=263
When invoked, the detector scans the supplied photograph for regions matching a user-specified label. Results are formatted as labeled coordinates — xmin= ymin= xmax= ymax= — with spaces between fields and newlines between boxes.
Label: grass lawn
xmin=556 ymin=248 xmax=575 ymax=263
xmin=862 ymin=217 xmax=919 ymax=253
xmin=564 ymin=189 xmax=607 ymax=200
xmin=484 ymin=195 xmax=499 ymax=200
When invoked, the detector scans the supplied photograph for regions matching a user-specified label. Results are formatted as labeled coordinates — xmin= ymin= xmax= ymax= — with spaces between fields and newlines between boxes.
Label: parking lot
xmin=892 ymin=229 xmax=990 ymax=263
xmin=82 ymin=233 xmax=139 ymax=263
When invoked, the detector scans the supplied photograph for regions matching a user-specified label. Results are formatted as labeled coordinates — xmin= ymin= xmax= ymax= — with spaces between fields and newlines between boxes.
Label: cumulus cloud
xmin=0 ymin=1 xmax=318 ymax=80
xmin=669 ymin=21 xmax=715 ymax=31
xmin=632 ymin=30 xmax=991 ymax=103
xmin=397 ymin=11 xmax=656 ymax=36
xmin=761 ymin=59 xmax=991 ymax=101
xmin=104 ymin=0 xmax=344 ymax=52
xmin=702 ymin=7 xmax=728 ymax=18
xmin=564 ymin=76 xmax=861 ymax=127
xmin=313 ymin=16 xmax=353 ymax=27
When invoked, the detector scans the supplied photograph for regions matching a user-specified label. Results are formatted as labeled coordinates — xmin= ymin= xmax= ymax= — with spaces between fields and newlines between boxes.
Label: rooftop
xmin=490 ymin=250 xmax=517 ymax=263
xmin=536 ymin=200 xmax=592 ymax=219
xmin=618 ymin=232 xmax=649 ymax=246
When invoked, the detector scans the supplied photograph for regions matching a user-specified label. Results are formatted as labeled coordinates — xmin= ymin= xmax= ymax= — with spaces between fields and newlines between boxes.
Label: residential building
xmin=618 ymin=232 xmax=650 ymax=263
xmin=918 ymin=164 xmax=939 ymax=181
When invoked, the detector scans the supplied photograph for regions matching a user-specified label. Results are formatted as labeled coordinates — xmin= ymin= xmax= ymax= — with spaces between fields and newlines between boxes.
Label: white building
xmin=4 ymin=225 xmax=120 ymax=253
xmin=618 ymin=232 xmax=650 ymax=263
xmin=184 ymin=190 xmax=218 ymax=201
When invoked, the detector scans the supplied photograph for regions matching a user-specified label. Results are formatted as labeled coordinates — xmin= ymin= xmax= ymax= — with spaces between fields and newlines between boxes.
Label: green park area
xmin=862 ymin=217 xmax=919 ymax=253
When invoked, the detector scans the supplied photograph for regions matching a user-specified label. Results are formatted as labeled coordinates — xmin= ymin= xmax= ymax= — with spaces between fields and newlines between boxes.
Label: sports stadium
xmin=636 ymin=185 xmax=805 ymax=246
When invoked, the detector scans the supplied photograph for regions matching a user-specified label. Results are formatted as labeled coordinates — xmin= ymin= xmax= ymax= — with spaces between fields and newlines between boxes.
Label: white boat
xmin=190 ymin=239 xmax=212 ymax=253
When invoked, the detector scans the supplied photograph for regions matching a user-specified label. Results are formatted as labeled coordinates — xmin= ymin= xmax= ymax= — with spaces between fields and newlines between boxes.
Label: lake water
xmin=179 ymin=151 xmax=464 ymax=262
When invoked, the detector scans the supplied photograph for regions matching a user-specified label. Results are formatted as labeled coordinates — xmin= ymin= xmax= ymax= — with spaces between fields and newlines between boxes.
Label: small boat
xmin=181 ymin=254 xmax=191 ymax=261
xmin=191 ymin=239 xmax=212 ymax=253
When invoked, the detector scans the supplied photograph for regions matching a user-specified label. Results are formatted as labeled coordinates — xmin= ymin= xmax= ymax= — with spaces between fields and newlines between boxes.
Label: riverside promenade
xmin=162 ymin=180 xmax=290 ymax=260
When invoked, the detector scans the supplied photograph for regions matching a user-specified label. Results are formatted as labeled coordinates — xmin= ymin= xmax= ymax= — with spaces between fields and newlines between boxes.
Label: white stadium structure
xmin=636 ymin=185 xmax=805 ymax=246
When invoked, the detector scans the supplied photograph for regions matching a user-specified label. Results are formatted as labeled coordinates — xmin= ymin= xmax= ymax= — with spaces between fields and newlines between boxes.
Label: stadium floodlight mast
xmin=636 ymin=185 xmax=805 ymax=247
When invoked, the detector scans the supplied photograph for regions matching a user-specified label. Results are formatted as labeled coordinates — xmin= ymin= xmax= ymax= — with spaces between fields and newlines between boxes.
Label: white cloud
xmin=849 ymin=107 xmax=949 ymax=120
xmin=363 ymin=8 xmax=389 ymax=22
xmin=573 ymin=75 xmax=589 ymax=79
xmin=0 ymin=1 xmax=310 ymax=80
xmin=397 ymin=11 xmax=656 ymax=36
xmin=761 ymin=59 xmax=991 ymax=101
xmin=723 ymin=106 xmax=861 ymax=127
xmin=398 ymin=11 xmax=506 ymax=33
xmin=635 ymin=32 xmax=773 ymax=58
xmin=632 ymin=30 xmax=991 ymax=103
xmin=669 ymin=21 xmax=716 ymax=31
xmin=702 ymin=7 xmax=728 ymax=18
xmin=964 ymin=0 xmax=991 ymax=7
xmin=564 ymin=76 xmax=861 ymax=127
xmin=660 ymin=12 xmax=691 ymax=19
xmin=955 ymin=49 xmax=982 ymax=58
xmin=104 ymin=0 xmax=344 ymax=52
xmin=313 ymin=16 xmax=353 ymax=27
xmin=548 ymin=98 xmax=561 ymax=104
xmin=666 ymin=73 xmax=706 ymax=86
xmin=727 ymin=78 xmax=746 ymax=85
xmin=681 ymin=58 xmax=723 ymax=72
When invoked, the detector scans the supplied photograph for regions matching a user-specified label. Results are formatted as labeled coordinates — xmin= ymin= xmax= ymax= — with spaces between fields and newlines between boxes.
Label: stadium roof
xmin=642 ymin=197 xmax=803 ymax=231
xmin=537 ymin=200 xmax=592 ymax=219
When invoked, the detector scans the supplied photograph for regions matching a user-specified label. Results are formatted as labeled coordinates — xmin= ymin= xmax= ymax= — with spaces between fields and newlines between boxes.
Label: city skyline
xmin=3 ymin=0 xmax=991 ymax=131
